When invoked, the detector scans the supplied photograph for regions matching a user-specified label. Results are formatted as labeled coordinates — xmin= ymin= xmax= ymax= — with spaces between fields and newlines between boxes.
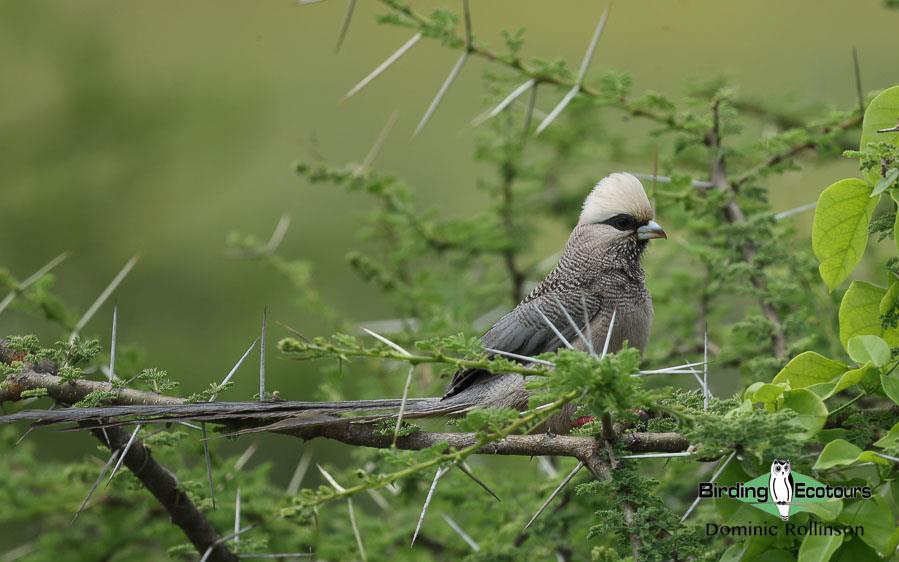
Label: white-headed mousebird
xmin=0 ymin=173 xmax=666 ymax=434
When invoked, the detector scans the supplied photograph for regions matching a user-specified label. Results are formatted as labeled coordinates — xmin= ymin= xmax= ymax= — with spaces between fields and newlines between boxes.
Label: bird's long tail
xmin=0 ymin=395 xmax=479 ymax=432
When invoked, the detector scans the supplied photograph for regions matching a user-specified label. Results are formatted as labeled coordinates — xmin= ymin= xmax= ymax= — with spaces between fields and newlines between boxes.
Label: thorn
xmin=774 ymin=202 xmax=816 ymax=220
xmin=0 ymin=252 xmax=68 ymax=317
xmin=393 ymin=365 xmax=416 ymax=447
xmin=287 ymin=448 xmax=314 ymax=496
xmin=209 ymin=338 xmax=259 ymax=402
xmin=703 ymin=328 xmax=709 ymax=411
xmin=361 ymin=327 xmax=412 ymax=356
xmin=107 ymin=303 xmax=118 ymax=381
xmin=345 ymin=34 xmax=422 ymax=100
xmin=70 ymin=255 xmax=139 ymax=343
xmin=367 ymin=488 xmax=391 ymax=511
xmin=441 ymin=513 xmax=480 ymax=551
xmin=877 ymin=124 xmax=899 ymax=133
xmin=357 ymin=111 xmax=399 ymax=173
xmin=851 ymin=46 xmax=864 ymax=115
xmin=521 ymin=83 xmax=539 ymax=144
xmin=619 ymin=451 xmax=693 ymax=459
xmin=535 ymin=306 xmax=573 ymax=349
xmin=234 ymin=487 xmax=241 ymax=543
xmin=523 ymin=461 xmax=584 ymax=531
xmin=317 ymin=464 xmax=346 ymax=492
xmin=535 ymin=3 xmax=611 ymax=136
xmin=72 ymin=449 xmax=121 ymax=523
xmin=681 ymin=451 xmax=735 ymax=522
xmin=334 ymin=0 xmax=357 ymax=53
xmin=201 ymin=422 xmax=216 ymax=510
xmin=534 ymin=86 xmax=579 ymax=136
xmin=412 ymin=466 xmax=449 ymax=545
xmin=234 ymin=441 xmax=259 ymax=471
xmin=457 ymin=462 xmax=501 ymax=502
xmin=106 ymin=425 xmax=141 ymax=486
xmin=601 ymin=308 xmax=617 ymax=358
xmin=553 ymin=295 xmax=594 ymax=356
xmin=471 ymin=79 xmax=535 ymax=126
xmin=483 ymin=347 xmax=555 ymax=367
xmin=630 ymin=173 xmax=714 ymax=189
xmin=537 ymin=456 xmax=559 ymax=479
xmin=259 ymin=307 xmax=267 ymax=401
xmin=347 ymin=498 xmax=367 ymax=560
xmin=263 ymin=214 xmax=291 ymax=255
xmin=413 ymin=52 xmax=469 ymax=137
xmin=199 ymin=525 xmax=255 ymax=562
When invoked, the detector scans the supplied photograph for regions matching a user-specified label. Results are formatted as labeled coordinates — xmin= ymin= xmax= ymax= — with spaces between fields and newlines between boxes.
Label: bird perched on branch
xmin=0 ymin=173 xmax=666 ymax=433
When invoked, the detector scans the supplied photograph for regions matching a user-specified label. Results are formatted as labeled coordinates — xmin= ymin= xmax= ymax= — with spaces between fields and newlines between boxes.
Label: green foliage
xmin=1 ymin=3 xmax=897 ymax=561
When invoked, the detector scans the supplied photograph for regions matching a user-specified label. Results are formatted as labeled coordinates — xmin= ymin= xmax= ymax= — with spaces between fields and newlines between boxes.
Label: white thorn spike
xmin=259 ymin=308 xmax=267 ymax=401
xmin=681 ymin=451 xmax=735 ymax=522
xmin=535 ymin=306 xmax=573 ymax=349
xmin=70 ymin=255 xmax=138 ymax=343
xmin=473 ymin=79 xmax=535 ymax=126
xmin=106 ymin=425 xmax=141 ymax=486
xmin=287 ymin=448 xmax=314 ymax=496
xmin=0 ymin=252 xmax=68 ymax=316
xmin=210 ymin=338 xmax=258 ymax=402
xmin=601 ymin=308 xmax=617 ymax=358
xmin=358 ymin=111 xmax=399 ymax=172
xmin=523 ymin=461 xmax=584 ymax=531
xmin=441 ymin=513 xmax=480 ymax=551
xmin=484 ymin=347 xmax=555 ymax=367
xmin=412 ymin=466 xmax=449 ymax=545
xmin=413 ymin=52 xmax=469 ymax=137
xmin=344 ymin=34 xmax=422 ymax=100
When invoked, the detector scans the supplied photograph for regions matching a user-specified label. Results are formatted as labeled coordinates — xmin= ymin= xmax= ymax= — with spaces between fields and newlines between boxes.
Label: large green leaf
xmin=846 ymin=335 xmax=890 ymax=367
xmin=798 ymin=533 xmax=843 ymax=562
xmin=837 ymin=497 xmax=899 ymax=557
xmin=781 ymin=388 xmax=828 ymax=438
xmin=873 ymin=422 xmax=899 ymax=449
xmin=812 ymin=439 xmax=889 ymax=470
xmin=859 ymin=85 xmax=899 ymax=184
xmin=839 ymin=281 xmax=886 ymax=350
xmin=812 ymin=179 xmax=877 ymax=290
xmin=882 ymin=373 xmax=899 ymax=406
xmin=772 ymin=352 xmax=847 ymax=388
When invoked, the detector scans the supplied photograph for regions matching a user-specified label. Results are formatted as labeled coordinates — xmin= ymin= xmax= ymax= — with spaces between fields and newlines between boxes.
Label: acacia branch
xmin=89 ymin=424 xmax=237 ymax=562
xmin=2 ymin=370 xmax=690 ymax=457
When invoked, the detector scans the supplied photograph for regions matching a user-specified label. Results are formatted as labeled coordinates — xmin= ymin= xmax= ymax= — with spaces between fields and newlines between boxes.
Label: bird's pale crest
xmin=578 ymin=172 xmax=653 ymax=225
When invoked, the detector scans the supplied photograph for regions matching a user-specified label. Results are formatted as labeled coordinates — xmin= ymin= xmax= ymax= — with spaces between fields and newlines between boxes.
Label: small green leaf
xmin=781 ymin=388 xmax=828 ymax=438
xmin=746 ymin=382 xmax=785 ymax=404
xmin=798 ymin=533 xmax=843 ymax=562
xmin=847 ymin=335 xmax=890 ymax=367
xmin=859 ymin=85 xmax=899 ymax=184
xmin=839 ymin=281 xmax=887 ymax=350
xmin=813 ymin=439 xmax=889 ymax=470
xmin=871 ymin=167 xmax=899 ymax=197
xmin=812 ymin=179 xmax=878 ymax=290
xmin=874 ymin=421 xmax=899 ymax=449
xmin=825 ymin=364 xmax=879 ymax=398
xmin=772 ymin=352 xmax=847 ymax=388
xmin=882 ymin=373 xmax=899 ymax=406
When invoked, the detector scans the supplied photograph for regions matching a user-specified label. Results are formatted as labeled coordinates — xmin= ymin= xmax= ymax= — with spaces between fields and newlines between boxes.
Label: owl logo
xmin=769 ymin=459 xmax=794 ymax=520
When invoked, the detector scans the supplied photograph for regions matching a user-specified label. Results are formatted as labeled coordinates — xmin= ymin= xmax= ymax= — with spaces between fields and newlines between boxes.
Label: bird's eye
xmin=603 ymin=214 xmax=636 ymax=231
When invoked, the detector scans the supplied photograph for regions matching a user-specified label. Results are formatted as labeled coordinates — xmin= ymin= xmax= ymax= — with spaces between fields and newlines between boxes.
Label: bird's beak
xmin=637 ymin=220 xmax=667 ymax=240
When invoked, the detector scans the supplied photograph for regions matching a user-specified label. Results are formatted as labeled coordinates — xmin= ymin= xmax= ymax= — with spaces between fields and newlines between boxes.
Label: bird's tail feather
xmin=0 ymin=396 xmax=477 ymax=431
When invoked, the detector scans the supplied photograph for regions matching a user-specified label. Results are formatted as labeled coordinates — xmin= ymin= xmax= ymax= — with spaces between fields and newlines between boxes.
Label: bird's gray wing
xmin=443 ymin=290 xmax=605 ymax=398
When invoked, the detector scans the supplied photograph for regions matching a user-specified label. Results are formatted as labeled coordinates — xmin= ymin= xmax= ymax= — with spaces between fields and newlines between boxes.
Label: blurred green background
xmin=1 ymin=0 xmax=897 ymax=464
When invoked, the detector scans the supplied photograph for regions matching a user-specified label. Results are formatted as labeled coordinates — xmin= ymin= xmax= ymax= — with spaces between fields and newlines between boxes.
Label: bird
xmin=769 ymin=459 xmax=794 ymax=521
xmin=0 ymin=173 xmax=666 ymax=434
